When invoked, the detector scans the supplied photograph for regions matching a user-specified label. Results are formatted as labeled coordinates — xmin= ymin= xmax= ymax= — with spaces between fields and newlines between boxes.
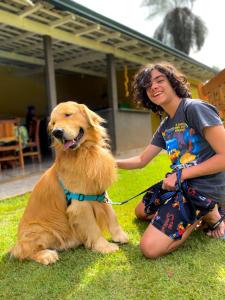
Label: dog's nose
xmin=52 ymin=128 xmax=64 ymax=139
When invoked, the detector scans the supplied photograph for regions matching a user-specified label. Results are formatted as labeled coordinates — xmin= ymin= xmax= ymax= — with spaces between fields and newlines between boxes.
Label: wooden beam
xmin=0 ymin=9 xmax=148 ymax=65
xmin=19 ymin=3 xmax=42 ymax=18
xmin=0 ymin=49 xmax=105 ymax=77
xmin=0 ymin=49 xmax=43 ymax=65
xmin=97 ymin=32 xmax=121 ymax=42
xmin=58 ymin=66 xmax=105 ymax=77
xmin=56 ymin=52 xmax=103 ymax=68
xmin=50 ymin=14 xmax=76 ymax=28
xmin=74 ymin=24 xmax=101 ymax=36
xmin=19 ymin=0 xmax=34 ymax=6
xmin=131 ymin=46 xmax=153 ymax=53
xmin=115 ymin=40 xmax=138 ymax=48
xmin=2 ymin=31 xmax=33 ymax=46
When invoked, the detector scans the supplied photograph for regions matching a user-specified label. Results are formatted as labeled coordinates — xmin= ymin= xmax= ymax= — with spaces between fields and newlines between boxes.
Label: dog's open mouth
xmin=64 ymin=128 xmax=84 ymax=150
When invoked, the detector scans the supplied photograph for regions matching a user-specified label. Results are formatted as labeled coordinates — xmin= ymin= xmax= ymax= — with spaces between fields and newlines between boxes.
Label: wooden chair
xmin=22 ymin=119 xmax=42 ymax=163
xmin=0 ymin=119 xmax=24 ymax=170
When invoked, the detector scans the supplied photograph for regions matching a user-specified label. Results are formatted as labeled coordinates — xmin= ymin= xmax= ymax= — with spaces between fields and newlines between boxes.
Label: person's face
xmin=146 ymin=69 xmax=178 ymax=107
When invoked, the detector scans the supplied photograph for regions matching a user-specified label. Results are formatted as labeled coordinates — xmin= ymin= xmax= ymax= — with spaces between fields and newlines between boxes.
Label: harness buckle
xmin=78 ymin=194 xmax=85 ymax=201
xmin=96 ymin=193 xmax=105 ymax=201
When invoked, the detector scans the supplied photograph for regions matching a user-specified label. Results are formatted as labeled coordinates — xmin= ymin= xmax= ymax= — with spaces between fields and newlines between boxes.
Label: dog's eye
xmin=65 ymin=113 xmax=72 ymax=117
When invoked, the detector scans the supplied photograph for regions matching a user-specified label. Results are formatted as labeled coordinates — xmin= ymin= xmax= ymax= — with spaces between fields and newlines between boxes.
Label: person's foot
xmin=206 ymin=220 xmax=225 ymax=239
xmin=202 ymin=206 xmax=225 ymax=239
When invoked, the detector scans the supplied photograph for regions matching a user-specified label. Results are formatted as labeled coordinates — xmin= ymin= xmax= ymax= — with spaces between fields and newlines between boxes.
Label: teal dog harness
xmin=58 ymin=175 xmax=106 ymax=206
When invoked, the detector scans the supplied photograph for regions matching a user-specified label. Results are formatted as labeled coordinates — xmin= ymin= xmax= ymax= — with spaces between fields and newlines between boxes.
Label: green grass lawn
xmin=0 ymin=154 xmax=225 ymax=300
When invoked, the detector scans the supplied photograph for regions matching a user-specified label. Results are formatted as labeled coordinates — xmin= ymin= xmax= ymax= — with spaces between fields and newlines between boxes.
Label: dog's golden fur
xmin=10 ymin=101 xmax=128 ymax=265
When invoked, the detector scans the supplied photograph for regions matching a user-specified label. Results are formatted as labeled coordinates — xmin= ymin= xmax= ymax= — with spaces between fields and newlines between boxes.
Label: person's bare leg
xmin=140 ymin=221 xmax=199 ymax=259
xmin=135 ymin=201 xmax=153 ymax=221
xmin=203 ymin=206 xmax=225 ymax=238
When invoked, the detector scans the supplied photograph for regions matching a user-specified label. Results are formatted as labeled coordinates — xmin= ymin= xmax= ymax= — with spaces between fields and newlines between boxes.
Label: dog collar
xmin=57 ymin=174 xmax=106 ymax=206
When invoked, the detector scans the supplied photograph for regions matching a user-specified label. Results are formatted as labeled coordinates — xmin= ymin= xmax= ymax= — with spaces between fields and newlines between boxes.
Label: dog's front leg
xmin=103 ymin=203 xmax=129 ymax=244
xmin=67 ymin=202 xmax=119 ymax=253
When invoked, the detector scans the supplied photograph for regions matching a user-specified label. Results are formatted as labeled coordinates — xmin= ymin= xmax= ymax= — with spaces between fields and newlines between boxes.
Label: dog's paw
xmin=92 ymin=238 xmax=119 ymax=253
xmin=32 ymin=249 xmax=59 ymax=265
xmin=112 ymin=230 xmax=129 ymax=244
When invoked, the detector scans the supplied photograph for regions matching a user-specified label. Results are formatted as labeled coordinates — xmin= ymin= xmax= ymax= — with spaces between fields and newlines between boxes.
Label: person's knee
xmin=139 ymin=238 xmax=163 ymax=259
xmin=135 ymin=203 xmax=149 ymax=220
xmin=135 ymin=205 xmax=141 ymax=218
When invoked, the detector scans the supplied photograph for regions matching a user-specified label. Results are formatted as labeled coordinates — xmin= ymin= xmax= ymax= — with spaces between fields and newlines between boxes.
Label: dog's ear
xmin=79 ymin=104 xmax=105 ymax=127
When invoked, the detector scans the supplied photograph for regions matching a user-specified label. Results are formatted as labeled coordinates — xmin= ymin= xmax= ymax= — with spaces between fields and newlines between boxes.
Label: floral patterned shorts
xmin=142 ymin=181 xmax=216 ymax=240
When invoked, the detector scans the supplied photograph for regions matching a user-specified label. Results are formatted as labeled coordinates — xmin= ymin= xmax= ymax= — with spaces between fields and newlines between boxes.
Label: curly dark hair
xmin=132 ymin=62 xmax=191 ymax=114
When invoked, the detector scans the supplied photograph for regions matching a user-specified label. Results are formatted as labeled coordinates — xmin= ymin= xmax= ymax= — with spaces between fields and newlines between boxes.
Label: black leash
xmin=106 ymin=187 xmax=151 ymax=205
xmin=107 ymin=170 xmax=181 ymax=206
xmin=106 ymin=184 xmax=175 ymax=206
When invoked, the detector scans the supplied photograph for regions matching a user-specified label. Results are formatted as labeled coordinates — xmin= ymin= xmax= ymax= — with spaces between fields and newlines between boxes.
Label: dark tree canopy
xmin=142 ymin=0 xmax=207 ymax=54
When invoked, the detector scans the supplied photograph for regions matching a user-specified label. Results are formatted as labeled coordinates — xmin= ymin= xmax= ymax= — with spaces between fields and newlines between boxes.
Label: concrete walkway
xmin=0 ymin=159 xmax=52 ymax=201
xmin=0 ymin=174 xmax=43 ymax=200
xmin=0 ymin=148 xmax=144 ymax=201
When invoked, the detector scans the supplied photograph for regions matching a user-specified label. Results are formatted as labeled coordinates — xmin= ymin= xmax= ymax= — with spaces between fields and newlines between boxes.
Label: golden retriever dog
xmin=10 ymin=101 xmax=128 ymax=265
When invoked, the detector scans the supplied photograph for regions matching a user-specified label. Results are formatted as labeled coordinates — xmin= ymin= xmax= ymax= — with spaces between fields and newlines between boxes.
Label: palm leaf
xmin=141 ymin=0 xmax=175 ymax=18
xmin=142 ymin=0 xmax=197 ymax=18
xmin=153 ymin=7 xmax=206 ymax=54
xmin=193 ymin=15 xmax=208 ymax=50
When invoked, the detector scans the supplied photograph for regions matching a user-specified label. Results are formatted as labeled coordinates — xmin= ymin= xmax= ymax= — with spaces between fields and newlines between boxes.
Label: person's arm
xmin=117 ymin=144 xmax=162 ymax=170
xmin=163 ymin=125 xmax=225 ymax=190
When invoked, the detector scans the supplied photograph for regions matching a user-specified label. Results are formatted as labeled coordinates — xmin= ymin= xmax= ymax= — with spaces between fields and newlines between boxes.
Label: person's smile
xmin=152 ymin=91 xmax=162 ymax=97
xmin=150 ymin=89 xmax=166 ymax=105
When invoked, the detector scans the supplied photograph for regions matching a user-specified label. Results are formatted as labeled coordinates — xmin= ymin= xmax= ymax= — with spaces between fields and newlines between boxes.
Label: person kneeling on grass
xmin=117 ymin=62 xmax=225 ymax=259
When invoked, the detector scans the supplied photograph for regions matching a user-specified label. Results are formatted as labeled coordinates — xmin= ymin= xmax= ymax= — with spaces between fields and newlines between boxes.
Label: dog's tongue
xmin=64 ymin=140 xmax=75 ymax=149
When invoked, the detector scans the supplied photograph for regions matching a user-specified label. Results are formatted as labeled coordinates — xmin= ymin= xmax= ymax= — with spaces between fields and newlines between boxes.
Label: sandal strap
xmin=208 ymin=214 xmax=225 ymax=230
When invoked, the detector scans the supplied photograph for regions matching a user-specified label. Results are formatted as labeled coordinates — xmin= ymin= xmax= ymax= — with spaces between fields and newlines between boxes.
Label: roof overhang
xmin=0 ymin=0 xmax=216 ymax=80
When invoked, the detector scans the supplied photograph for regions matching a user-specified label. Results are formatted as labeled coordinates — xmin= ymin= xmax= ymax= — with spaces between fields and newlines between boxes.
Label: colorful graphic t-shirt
xmin=151 ymin=98 xmax=225 ymax=202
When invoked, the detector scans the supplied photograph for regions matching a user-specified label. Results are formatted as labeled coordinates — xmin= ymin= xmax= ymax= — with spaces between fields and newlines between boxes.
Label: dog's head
xmin=48 ymin=101 xmax=107 ymax=150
